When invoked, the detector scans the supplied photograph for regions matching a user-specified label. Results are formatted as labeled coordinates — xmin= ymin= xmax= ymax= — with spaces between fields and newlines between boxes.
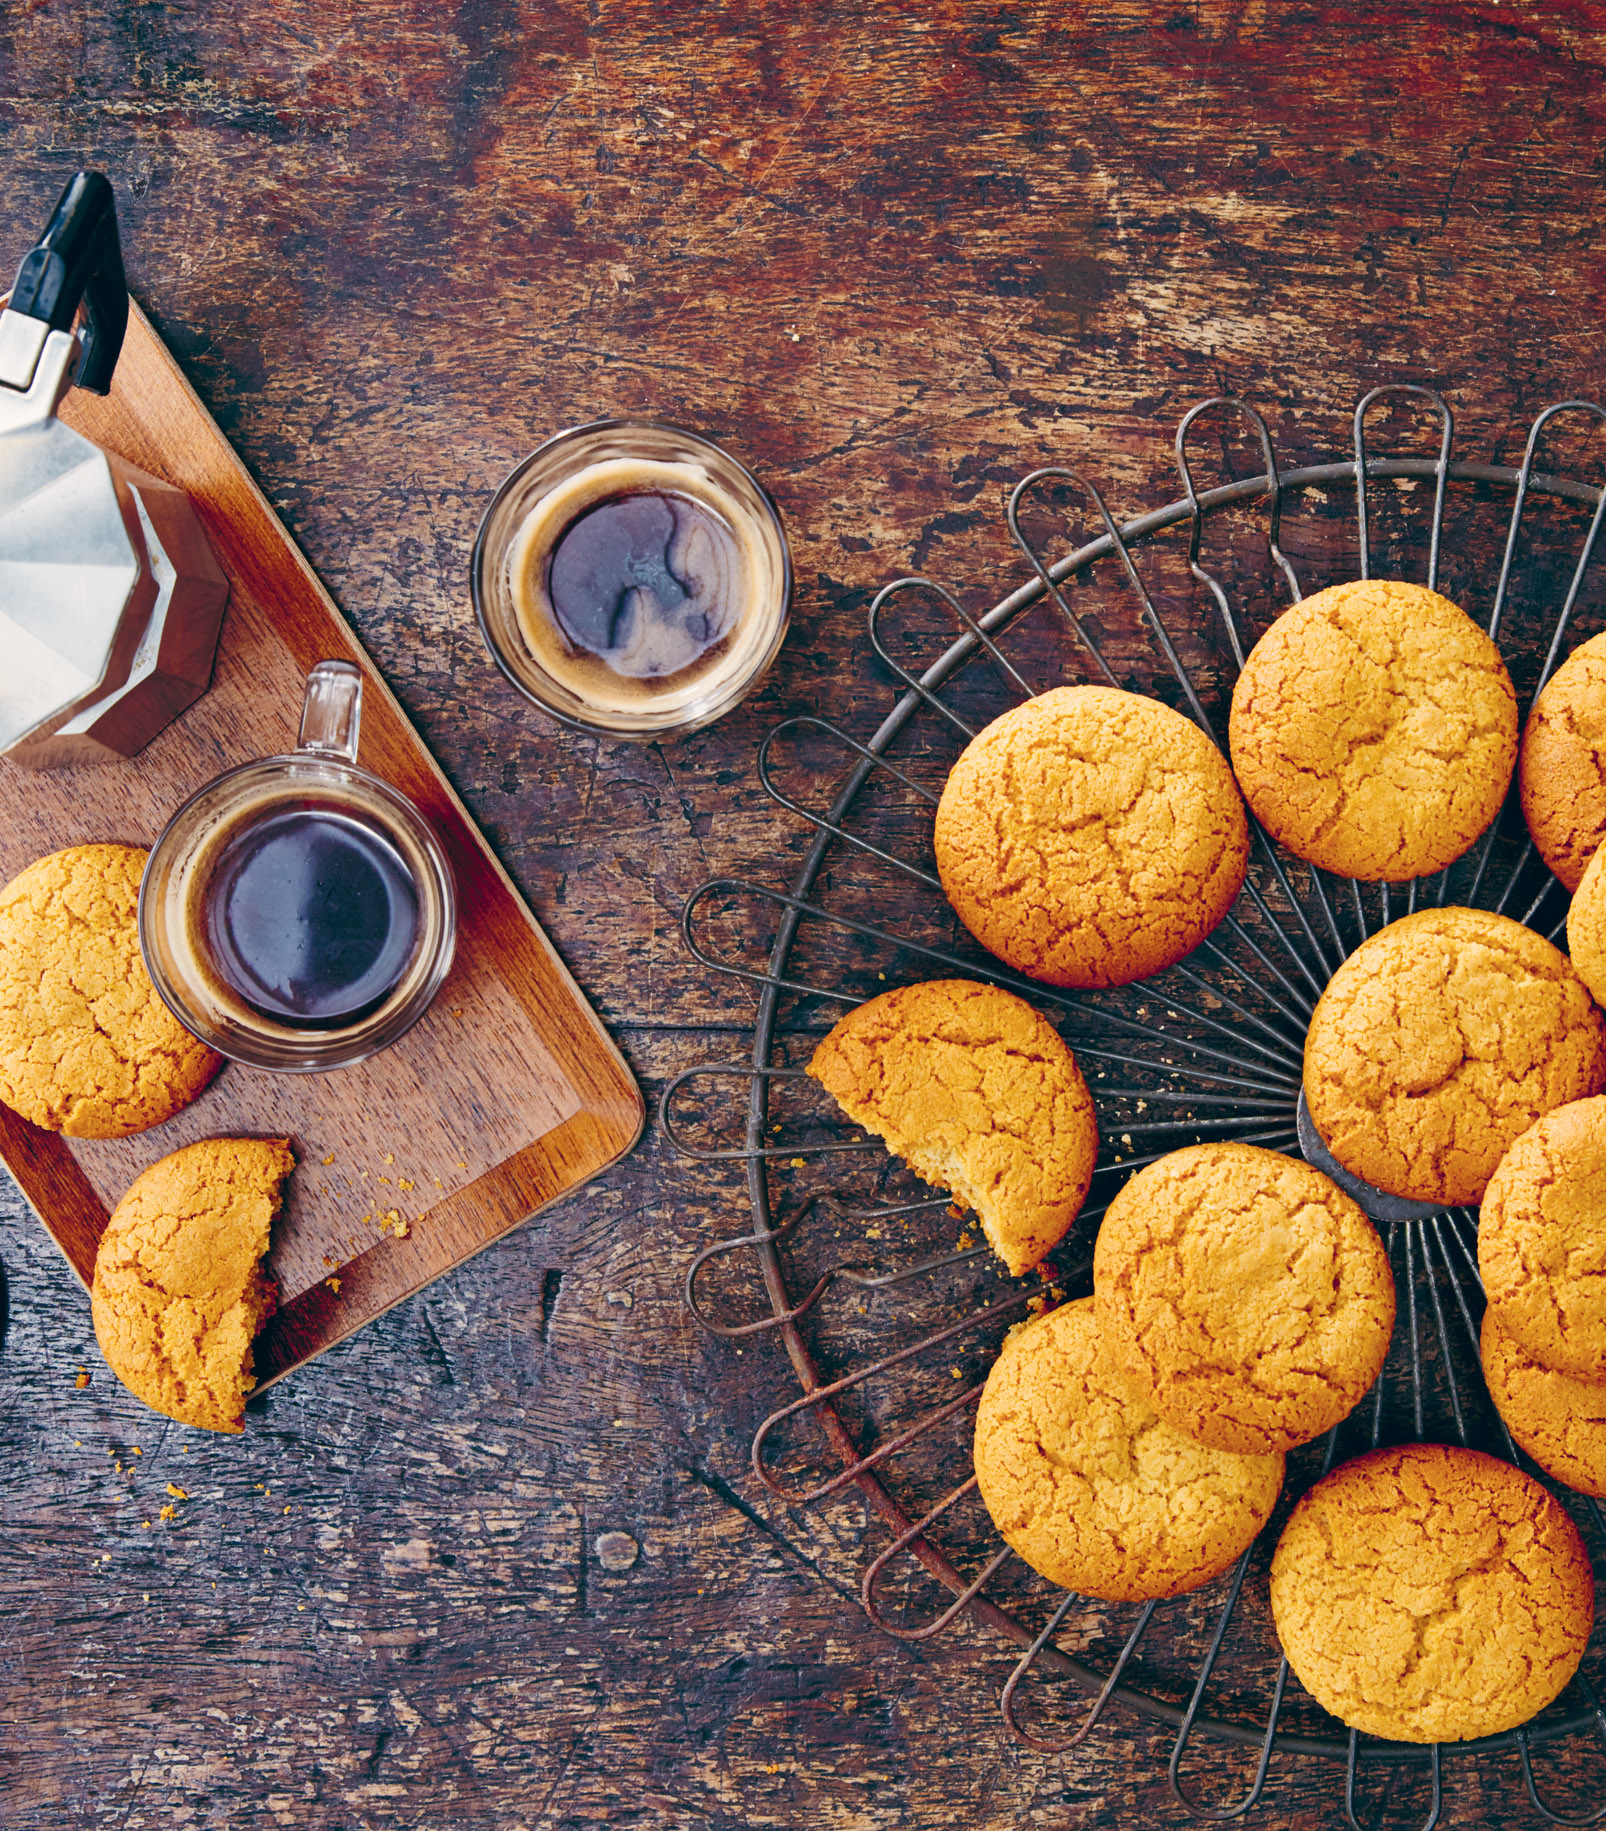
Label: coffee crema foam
xmin=506 ymin=456 xmax=783 ymax=715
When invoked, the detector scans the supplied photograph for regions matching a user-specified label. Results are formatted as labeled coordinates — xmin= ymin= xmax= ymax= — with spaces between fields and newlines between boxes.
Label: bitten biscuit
xmin=1479 ymin=1097 xmax=1606 ymax=1380
xmin=91 ymin=1137 xmax=294 ymax=1433
xmin=1229 ymin=580 xmax=1518 ymax=881
xmin=1521 ymin=631 xmax=1606 ymax=890
xmin=973 ymin=1298 xmax=1284 ymax=1601
xmin=1303 ymin=907 xmax=1606 ymax=1206
xmin=1093 ymin=1143 xmax=1394 ymax=1456
xmin=933 ymin=686 xmax=1249 ymax=990
xmin=1482 ymin=1309 xmax=1606 ymax=1500
xmin=1270 ymin=1443 xmax=1593 ymax=1743
xmin=1567 ymin=842 xmax=1606 ymax=1008
xmin=806 ymin=979 xmax=1096 ymax=1276
xmin=0 ymin=844 xmax=222 ymax=1137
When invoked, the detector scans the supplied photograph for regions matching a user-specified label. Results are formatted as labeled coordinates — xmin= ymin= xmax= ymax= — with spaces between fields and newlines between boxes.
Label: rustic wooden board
xmin=0 ymin=302 xmax=644 ymax=1388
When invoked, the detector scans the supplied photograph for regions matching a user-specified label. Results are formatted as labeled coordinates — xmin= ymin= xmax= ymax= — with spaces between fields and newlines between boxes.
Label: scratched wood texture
xmin=3 ymin=3 xmax=1606 ymax=1827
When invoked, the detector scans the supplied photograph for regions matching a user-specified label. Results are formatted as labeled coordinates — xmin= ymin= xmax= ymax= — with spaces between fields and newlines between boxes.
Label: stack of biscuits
xmin=813 ymin=576 xmax=1606 ymax=1746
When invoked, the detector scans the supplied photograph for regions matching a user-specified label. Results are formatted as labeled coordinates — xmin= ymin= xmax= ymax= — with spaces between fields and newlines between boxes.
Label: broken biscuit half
xmin=806 ymin=979 xmax=1097 ymax=1277
xmin=92 ymin=1137 xmax=294 ymax=1432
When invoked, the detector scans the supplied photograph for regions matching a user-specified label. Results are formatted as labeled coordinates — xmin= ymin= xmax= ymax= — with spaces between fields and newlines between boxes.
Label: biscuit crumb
xmin=326 ymin=1277 xmax=341 ymax=1293
xmin=383 ymin=1153 xmax=395 ymax=1165
xmin=166 ymin=1483 xmax=187 ymax=1500
xmin=75 ymin=1370 xmax=89 ymax=1389
xmin=398 ymin=1178 xmax=414 ymax=1192
xmin=131 ymin=1446 xmax=141 ymax=1456
xmin=158 ymin=1504 xmax=176 ymax=1522
xmin=392 ymin=1218 xmax=409 ymax=1238
xmin=321 ymin=1154 xmax=334 ymax=1166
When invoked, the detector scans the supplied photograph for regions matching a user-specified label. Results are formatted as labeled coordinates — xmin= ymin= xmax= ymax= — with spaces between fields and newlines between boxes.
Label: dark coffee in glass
xmin=199 ymin=803 xmax=422 ymax=1028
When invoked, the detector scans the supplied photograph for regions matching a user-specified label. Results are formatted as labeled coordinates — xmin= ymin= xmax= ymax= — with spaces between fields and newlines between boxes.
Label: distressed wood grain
xmin=3 ymin=2 xmax=1606 ymax=1826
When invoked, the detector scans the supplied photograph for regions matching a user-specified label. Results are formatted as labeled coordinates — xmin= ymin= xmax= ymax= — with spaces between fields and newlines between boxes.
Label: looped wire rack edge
xmin=669 ymin=389 xmax=1606 ymax=1827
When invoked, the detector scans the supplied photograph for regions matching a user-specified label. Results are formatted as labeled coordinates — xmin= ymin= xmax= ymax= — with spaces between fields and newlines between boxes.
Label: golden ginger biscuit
xmin=1482 ymin=1309 xmax=1606 ymax=1499
xmin=0 ymin=844 xmax=222 ymax=1137
xmin=1479 ymin=1097 xmax=1606 ymax=1380
xmin=1303 ymin=908 xmax=1606 ymax=1206
xmin=1229 ymin=579 xmax=1517 ymax=881
xmin=91 ymin=1137 xmax=293 ymax=1433
xmin=1567 ymin=842 xmax=1606 ymax=1008
xmin=806 ymin=979 xmax=1096 ymax=1276
xmin=973 ymin=1298 xmax=1284 ymax=1600
xmin=1093 ymin=1143 xmax=1394 ymax=1456
xmin=1521 ymin=631 xmax=1606 ymax=890
xmin=933 ymin=686 xmax=1249 ymax=990
xmin=1270 ymin=1443 xmax=1593 ymax=1743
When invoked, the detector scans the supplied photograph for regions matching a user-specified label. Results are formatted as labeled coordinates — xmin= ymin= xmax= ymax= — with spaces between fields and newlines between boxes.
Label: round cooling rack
xmin=665 ymin=387 xmax=1606 ymax=1830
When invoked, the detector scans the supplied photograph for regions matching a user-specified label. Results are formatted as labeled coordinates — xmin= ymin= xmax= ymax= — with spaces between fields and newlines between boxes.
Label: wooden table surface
xmin=4 ymin=5 xmax=1606 ymax=1827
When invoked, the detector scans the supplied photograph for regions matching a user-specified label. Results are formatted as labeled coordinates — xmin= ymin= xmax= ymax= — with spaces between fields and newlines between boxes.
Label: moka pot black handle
xmin=8 ymin=171 xmax=129 ymax=395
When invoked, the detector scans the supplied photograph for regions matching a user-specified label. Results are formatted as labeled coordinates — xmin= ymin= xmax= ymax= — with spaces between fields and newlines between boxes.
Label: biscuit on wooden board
xmin=807 ymin=978 xmax=1096 ymax=1277
xmin=1302 ymin=907 xmax=1606 ymax=1206
xmin=92 ymin=1137 xmax=294 ymax=1433
xmin=933 ymin=686 xmax=1248 ymax=990
xmin=973 ymin=1298 xmax=1284 ymax=1601
xmin=1093 ymin=1143 xmax=1394 ymax=1457
xmin=1270 ymin=1443 xmax=1593 ymax=1743
xmin=1229 ymin=579 xmax=1517 ymax=881
xmin=0 ymin=844 xmax=221 ymax=1138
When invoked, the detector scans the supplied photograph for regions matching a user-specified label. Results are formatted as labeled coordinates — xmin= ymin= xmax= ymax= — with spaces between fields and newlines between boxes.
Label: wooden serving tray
xmin=0 ymin=303 xmax=644 ymax=1390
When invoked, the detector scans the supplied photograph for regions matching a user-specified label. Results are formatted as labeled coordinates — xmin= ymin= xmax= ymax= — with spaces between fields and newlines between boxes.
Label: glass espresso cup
xmin=139 ymin=660 xmax=457 ymax=1072
xmin=472 ymin=419 xmax=792 ymax=740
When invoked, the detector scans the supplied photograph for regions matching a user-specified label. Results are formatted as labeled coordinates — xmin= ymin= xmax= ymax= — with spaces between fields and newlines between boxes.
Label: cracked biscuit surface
xmin=933 ymin=686 xmax=1249 ymax=990
xmin=1482 ymin=1309 xmax=1606 ymax=1499
xmin=92 ymin=1137 xmax=293 ymax=1433
xmin=0 ymin=844 xmax=222 ymax=1137
xmin=1479 ymin=1097 xmax=1606 ymax=1379
xmin=1521 ymin=631 xmax=1606 ymax=891
xmin=1270 ymin=1443 xmax=1593 ymax=1743
xmin=973 ymin=1298 xmax=1284 ymax=1600
xmin=1093 ymin=1143 xmax=1394 ymax=1456
xmin=1566 ymin=843 xmax=1606 ymax=1008
xmin=1229 ymin=580 xmax=1517 ymax=881
xmin=806 ymin=979 xmax=1096 ymax=1276
xmin=1302 ymin=907 xmax=1606 ymax=1206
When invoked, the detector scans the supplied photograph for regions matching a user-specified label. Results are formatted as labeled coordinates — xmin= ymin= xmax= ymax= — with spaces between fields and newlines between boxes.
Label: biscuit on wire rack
xmin=1302 ymin=907 xmax=1606 ymax=1207
xmin=1229 ymin=579 xmax=1517 ymax=882
xmin=973 ymin=1297 xmax=1284 ymax=1602
xmin=933 ymin=685 xmax=1249 ymax=990
xmin=806 ymin=978 xmax=1096 ymax=1277
xmin=1270 ymin=1442 xmax=1593 ymax=1743
xmin=1093 ymin=1142 xmax=1394 ymax=1457
xmin=1521 ymin=629 xmax=1606 ymax=891
xmin=1479 ymin=1095 xmax=1606 ymax=1380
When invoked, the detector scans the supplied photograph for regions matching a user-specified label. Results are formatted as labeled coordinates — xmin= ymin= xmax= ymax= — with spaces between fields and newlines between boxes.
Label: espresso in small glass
xmin=140 ymin=660 xmax=457 ymax=1074
xmin=473 ymin=422 xmax=791 ymax=741
xmin=197 ymin=803 xmax=421 ymax=1029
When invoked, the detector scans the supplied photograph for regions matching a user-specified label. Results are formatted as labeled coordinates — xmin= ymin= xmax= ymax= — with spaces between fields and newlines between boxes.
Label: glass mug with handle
xmin=140 ymin=659 xmax=457 ymax=1072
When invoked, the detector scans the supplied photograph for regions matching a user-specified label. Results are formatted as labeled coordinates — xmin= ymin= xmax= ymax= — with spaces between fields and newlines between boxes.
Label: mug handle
xmin=296 ymin=659 xmax=362 ymax=763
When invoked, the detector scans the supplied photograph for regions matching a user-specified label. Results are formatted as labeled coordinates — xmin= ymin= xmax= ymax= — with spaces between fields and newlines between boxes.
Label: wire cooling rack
xmin=665 ymin=388 xmax=1606 ymax=1829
